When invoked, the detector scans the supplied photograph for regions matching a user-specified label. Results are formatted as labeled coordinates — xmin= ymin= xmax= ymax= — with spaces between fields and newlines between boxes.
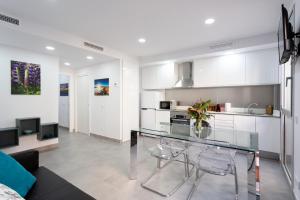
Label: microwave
xmin=159 ymin=100 xmax=177 ymax=110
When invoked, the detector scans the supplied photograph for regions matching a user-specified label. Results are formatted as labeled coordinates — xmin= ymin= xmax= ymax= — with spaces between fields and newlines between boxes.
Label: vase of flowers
xmin=187 ymin=100 xmax=212 ymax=132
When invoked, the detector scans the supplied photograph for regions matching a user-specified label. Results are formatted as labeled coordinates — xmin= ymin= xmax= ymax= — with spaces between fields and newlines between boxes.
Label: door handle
xmin=286 ymin=77 xmax=292 ymax=87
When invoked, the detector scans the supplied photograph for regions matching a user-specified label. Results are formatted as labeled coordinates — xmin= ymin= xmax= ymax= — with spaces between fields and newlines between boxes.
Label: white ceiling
xmin=0 ymin=0 xmax=293 ymax=57
xmin=0 ymin=26 xmax=116 ymax=68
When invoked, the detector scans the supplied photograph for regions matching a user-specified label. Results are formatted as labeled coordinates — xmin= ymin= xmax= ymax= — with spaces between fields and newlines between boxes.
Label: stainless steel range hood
xmin=174 ymin=62 xmax=193 ymax=88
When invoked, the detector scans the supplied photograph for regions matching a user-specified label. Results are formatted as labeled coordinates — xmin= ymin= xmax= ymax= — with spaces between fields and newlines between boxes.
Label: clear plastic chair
xmin=141 ymin=137 xmax=192 ymax=197
xmin=187 ymin=143 xmax=238 ymax=200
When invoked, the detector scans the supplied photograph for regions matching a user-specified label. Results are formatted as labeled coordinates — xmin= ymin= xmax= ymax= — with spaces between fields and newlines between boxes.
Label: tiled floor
xmin=40 ymin=128 xmax=293 ymax=200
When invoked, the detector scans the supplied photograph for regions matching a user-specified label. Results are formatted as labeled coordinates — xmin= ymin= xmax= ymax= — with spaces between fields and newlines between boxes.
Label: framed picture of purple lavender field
xmin=11 ymin=60 xmax=41 ymax=95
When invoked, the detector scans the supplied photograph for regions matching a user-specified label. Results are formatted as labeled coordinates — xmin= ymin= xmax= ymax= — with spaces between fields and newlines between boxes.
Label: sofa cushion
xmin=0 ymin=151 xmax=36 ymax=197
xmin=26 ymin=167 xmax=95 ymax=200
xmin=0 ymin=183 xmax=25 ymax=200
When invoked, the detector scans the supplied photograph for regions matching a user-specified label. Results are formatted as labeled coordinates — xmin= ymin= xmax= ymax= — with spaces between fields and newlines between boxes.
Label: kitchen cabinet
xmin=234 ymin=115 xmax=256 ymax=148
xmin=194 ymin=54 xmax=246 ymax=87
xmin=245 ymin=48 xmax=279 ymax=85
xmin=141 ymin=108 xmax=156 ymax=130
xmin=234 ymin=115 xmax=256 ymax=132
xmin=208 ymin=113 xmax=280 ymax=154
xmin=193 ymin=48 xmax=279 ymax=87
xmin=256 ymin=117 xmax=280 ymax=153
xmin=214 ymin=114 xmax=234 ymax=130
xmin=141 ymin=63 xmax=176 ymax=89
xmin=141 ymin=91 xmax=164 ymax=109
xmin=156 ymin=110 xmax=170 ymax=132
xmin=141 ymin=66 xmax=157 ymax=90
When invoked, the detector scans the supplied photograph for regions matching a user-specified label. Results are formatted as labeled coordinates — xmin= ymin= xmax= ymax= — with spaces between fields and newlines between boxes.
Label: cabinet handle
xmin=286 ymin=76 xmax=292 ymax=87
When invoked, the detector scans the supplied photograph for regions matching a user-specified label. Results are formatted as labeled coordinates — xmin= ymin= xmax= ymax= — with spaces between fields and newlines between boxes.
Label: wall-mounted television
xmin=278 ymin=5 xmax=295 ymax=65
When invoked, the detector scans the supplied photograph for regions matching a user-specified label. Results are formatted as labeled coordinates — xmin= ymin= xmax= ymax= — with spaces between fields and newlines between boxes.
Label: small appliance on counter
xmin=159 ymin=100 xmax=177 ymax=110
xmin=266 ymin=105 xmax=274 ymax=115
xmin=225 ymin=102 xmax=232 ymax=112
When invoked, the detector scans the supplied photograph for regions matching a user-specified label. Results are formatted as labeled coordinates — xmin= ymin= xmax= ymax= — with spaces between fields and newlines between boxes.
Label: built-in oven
xmin=170 ymin=111 xmax=190 ymax=136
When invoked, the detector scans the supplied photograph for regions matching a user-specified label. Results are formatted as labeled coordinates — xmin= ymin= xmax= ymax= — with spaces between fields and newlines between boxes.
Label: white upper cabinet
xmin=142 ymin=48 xmax=279 ymax=89
xmin=141 ymin=66 xmax=157 ymax=90
xmin=245 ymin=48 xmax=279 ymax=85
xmin=194 ymin=54 xmax=246 ymax=87
xmin=194 ymin=58 xmax=219 ymax=87
xmin=193 ymin=48 xmax=279 ymax=87
xmin=141 ymin=63 xmax=176 ymax=89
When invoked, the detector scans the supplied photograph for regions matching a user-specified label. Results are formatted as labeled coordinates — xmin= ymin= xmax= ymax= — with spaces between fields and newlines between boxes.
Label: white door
xmin=77 ymin=75 xmax=90 ymax=134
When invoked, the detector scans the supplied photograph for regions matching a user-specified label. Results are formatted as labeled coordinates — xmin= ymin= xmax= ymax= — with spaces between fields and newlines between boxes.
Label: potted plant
xmin=187 ymin=100 xmax=213 ymax=131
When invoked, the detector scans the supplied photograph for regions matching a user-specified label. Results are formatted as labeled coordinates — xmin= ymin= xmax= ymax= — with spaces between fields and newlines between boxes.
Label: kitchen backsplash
xmin=165 ymin=85 xmax=280 ymax=109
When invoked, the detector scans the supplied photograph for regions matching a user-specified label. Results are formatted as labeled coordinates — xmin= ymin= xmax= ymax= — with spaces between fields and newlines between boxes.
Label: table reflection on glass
xmin=130 ymin=123 xmax=260 ymax=200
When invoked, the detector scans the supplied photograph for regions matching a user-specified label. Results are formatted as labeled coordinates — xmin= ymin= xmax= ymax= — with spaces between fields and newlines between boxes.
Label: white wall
xmin=0 ymin=45 xmax=59 ymax=128
xmin=75 ymin=60 xmax=121 ymax=140
xmin=294 ymin=0 xmax=300 ymax=199
xmin=121 ymin=58 xmax=140 ymax=142
xmin=59 ymin=74 xmax=70 ymax=128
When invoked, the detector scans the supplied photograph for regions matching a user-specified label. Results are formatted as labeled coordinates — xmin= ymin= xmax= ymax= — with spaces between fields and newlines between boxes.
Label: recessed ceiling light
xmin=138 ymin=38 xmax=146 ymax=44
xmin=64 ymin=62 xmax=71 ymax=66
xmin=205 ymin=18 xmax=215 ymax=25
xmin=86 ymin=56 xmax=94 ymax=60
xmin=45 ymin=46 xmax=55 ymax=51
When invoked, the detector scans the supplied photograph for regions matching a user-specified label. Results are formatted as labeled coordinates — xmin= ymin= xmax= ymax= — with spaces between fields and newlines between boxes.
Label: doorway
xmin=59 ymin=74 xmax=70 ymax=129
xmin=77 ymin=75 xmax=90 ymax=134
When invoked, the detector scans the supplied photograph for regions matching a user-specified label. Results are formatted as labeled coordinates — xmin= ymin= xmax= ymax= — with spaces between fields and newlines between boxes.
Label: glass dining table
xmin=129 ymin=123 xmax=260 ymax=200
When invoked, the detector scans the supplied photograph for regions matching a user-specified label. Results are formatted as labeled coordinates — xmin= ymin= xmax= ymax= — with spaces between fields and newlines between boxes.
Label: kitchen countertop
xmin=170 ymin=106 xmax=281 ymax=118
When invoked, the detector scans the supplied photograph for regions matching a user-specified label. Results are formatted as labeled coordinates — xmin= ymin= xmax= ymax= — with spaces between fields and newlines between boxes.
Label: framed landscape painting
xmin=11 ymin=60 xmax=41 ymax=95
xmin=94 ymin=78 xmax=109 ymax=96
xmin=60 ymin=83 xmax=69 ymax=96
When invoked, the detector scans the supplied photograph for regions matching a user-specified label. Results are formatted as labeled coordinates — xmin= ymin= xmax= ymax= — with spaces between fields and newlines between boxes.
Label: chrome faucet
xmin=247 ymin=103 xmax=258 ymax=114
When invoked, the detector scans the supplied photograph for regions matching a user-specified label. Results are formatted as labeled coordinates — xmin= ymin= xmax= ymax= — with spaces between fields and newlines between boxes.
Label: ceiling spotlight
xmin=45 ymin=46 xmax=55 ymax=51
xmin=86 ymin=56 xmax=94 ymax=60
xmin=205 ymin=18 xmax=215 ymax=25
xmin=138 ymin=38 xmax=146 ymax=44
xmin=64 ymin=62 xmax=71 ymax=66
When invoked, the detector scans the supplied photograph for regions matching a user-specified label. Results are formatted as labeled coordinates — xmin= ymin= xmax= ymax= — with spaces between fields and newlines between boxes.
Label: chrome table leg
xmin=130 ymin=130 xmax=138 ymax=180
xmin=247 ymin=151 xmax=260 ymax=200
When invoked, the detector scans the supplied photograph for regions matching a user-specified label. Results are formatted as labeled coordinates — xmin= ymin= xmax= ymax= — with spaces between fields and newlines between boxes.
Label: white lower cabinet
xmin=234 ymin=115 xmax=256 ymax=132
xmin=214 ymin=114 xmax=234 ymax=130
xmin=156 ymin=110 xmax=170 ymax=132
xmin=255 ymin=117 xmax=280 ymax=153
xmin=234 ymin=115 xmax=256 ymax=148
xmin=209 ymin=114 xmax=280 ymax=154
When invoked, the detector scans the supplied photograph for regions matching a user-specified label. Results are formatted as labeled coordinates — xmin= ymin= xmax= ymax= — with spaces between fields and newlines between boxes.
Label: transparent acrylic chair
xmin=187 ymin=143 xmax=238 ymax=200
xmin=141 ymin=137 xmax=192 ymax=197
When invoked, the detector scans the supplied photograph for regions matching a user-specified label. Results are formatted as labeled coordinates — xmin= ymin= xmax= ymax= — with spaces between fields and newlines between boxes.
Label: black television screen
xmin=278 ymin=5 xmax=293 ymax=64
